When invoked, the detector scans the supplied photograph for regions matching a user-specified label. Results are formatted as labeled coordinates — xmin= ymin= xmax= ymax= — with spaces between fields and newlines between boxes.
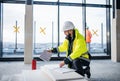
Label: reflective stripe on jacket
xmin=58 ymin=29 xmax=89 ymax=60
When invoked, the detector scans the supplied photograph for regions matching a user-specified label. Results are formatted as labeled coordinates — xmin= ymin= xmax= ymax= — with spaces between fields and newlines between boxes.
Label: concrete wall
xmin=116 ymin=10 xmax=120 ymax=61
xmin=24 ymin=1 xmax=33 ymax=64
xmin=111 ymin=0 xmax=120 ymax=62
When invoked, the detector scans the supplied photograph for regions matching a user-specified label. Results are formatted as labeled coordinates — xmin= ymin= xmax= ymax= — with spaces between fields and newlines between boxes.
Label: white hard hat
xmin=63 ymin=21 xmax=75 ymax=31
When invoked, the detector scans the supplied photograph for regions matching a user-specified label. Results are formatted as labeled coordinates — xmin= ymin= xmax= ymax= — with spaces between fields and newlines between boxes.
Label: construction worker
xmin=86 ymin=26 xmax=92 ymax=51
xmin=47 ymin=21 xmax=91 ymax=78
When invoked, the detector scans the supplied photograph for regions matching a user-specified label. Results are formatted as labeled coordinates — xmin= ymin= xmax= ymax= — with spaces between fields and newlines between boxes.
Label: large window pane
xmin=3 ymin=3 xmax=25 ymax=57
xmin=86 ymin=7 xmax=107 ymax=55
xmin=34 ymin=0 xmax=58 ymax=2
xmin=60 ymin=0 xmax=82 ymax=3
xmin=86 ymin=0 xmax=106 ymax=4
xmin=1 ymin=1 xmax=110 ymax=58
xmin=34 ymin=5 xmax=58 ymax=57
xmin=110 ymin=0 xmax=113 ymax=5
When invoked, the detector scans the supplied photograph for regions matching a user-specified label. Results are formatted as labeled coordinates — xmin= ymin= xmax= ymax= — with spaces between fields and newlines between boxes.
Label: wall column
xmin=24 ymin=0 xmax=33 ymax=64
xmin=111 ymin=0 xmax=120 ymax=62
xmin=0 ymin=2 xmax=3 ymax=58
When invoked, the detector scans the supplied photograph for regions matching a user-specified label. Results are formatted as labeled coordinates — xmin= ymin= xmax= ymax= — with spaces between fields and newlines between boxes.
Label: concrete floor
xmin=0 ymin=60 xmax=120 ymax=81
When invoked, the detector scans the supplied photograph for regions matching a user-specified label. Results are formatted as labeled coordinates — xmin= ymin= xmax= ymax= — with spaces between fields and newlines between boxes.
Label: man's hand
xmin=46 ymin=50 xmax=52 ymax=53
xmin=59 ymin=61 xmax=65 ymax=68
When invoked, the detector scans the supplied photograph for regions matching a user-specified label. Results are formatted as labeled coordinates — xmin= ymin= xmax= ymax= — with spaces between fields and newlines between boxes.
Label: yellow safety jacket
xmin=58 ymin=29 xmax=89 ymax=60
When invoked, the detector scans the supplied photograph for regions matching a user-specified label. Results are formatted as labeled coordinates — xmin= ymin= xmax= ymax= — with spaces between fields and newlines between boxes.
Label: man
xmin=86 ymin=26 xmax=92 ymax=51
xmin=48 ymin=21 xmax=91 ymax=78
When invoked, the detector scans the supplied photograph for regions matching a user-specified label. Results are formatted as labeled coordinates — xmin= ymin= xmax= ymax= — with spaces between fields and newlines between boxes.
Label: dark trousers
xmin=69 ymin=58 xmax=90 ymax=76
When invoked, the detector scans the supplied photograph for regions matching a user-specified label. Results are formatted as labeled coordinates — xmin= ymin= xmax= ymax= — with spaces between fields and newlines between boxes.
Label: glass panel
xmin=110 ymin=0 xmax=113 ymax=5
xmin=60 ymin=0 xmax=82 ymax=3
xmin=34 ymin=0 xmax=58 ymax=2
xmin=3 ymin=3 xmax=25 ymax=57
xmin=34 ymin=5 xmax=58 ymax=57
xmin=60 ymin=6 xmax=82 ymax=56
xmin=110 ymin=0 xmax=113 ymax=22
xmin=86 ymin=7 xmax=107 ymax=56
xmin=86 ymin=0 xmax=106 ymax=4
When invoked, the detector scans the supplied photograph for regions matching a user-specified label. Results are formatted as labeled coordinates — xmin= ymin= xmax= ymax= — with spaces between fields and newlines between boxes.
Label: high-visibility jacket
xmin=58 ymin=29 xmax=89 ymax=60
xmin=86 ymin=29 xmax=92 ymax=43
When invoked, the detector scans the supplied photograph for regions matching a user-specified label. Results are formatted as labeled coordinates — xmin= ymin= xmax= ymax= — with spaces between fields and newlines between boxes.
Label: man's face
xmin=64 ymin=29 xmax=73 ymax=36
